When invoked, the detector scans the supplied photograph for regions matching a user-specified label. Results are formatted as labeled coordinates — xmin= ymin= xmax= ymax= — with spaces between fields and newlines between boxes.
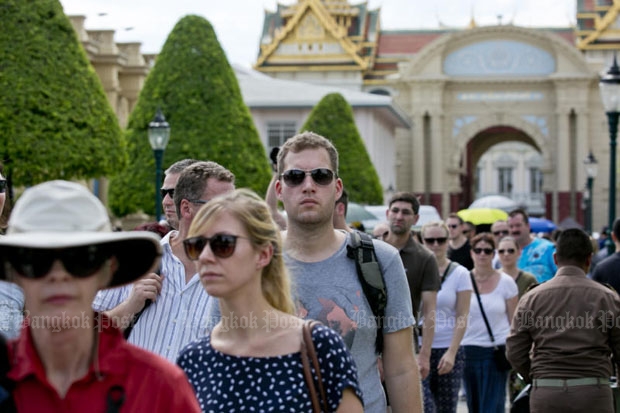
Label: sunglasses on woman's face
xmin=281 ymin=168 xmax=335 ymax=187
xmin=0 ymin=180 xmax=6 ymax=194
xmin=4 ymin=245 xmax=111 ymax=279
xmin=497 ymin=248 xmax=516 ymax=255
xmin=472 ymin=247 xmax=494 ymax=255
xmin=423 ymin=237 xmax=447 ymax=245
xmin=183 ymin=234 xmax=246 ymax=260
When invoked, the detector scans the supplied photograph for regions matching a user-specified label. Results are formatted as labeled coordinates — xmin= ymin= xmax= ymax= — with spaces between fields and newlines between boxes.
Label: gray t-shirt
xmin=204 ymin=233 xmax=414 ymax=413
xmin=286 ymin=233 xmax=414 ymax=413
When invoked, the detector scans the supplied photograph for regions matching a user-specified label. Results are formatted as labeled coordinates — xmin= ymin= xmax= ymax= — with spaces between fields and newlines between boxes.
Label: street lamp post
xmin=148 ymin=108 xmax=170 ymax=222
xmin=583 ymin=151 xmax=598 ymax=234
xmin=599 ymin=55 xmax=620 ymax=254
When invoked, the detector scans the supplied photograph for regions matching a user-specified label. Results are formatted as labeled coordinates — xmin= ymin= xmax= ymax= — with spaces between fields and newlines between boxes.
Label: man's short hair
xmin=388 ymin=192 xmax=420 ymax=215
xmin=276 ymin=131 xmax=339 ymax=176
xmin=447 ymin=213 xmax=463 ymax=225
xmin=556 ymin=228 xmax=593 ymax=266
xmin=336 ymin=188 xmax=349 ymax=215
xmin=508 ymin=208 xmax=529 ymax=225
xmin=173 ymin=161 xmax=235 ymax=218
xmin=165 ymin=158 xmax=199 ymax=176
xmin=613 ymin=218 xmax=620 ymax=240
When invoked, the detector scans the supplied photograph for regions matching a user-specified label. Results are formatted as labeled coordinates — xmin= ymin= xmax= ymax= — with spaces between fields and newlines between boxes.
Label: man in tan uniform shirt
xmin=506 ymin=228 xmax=620 ymax=413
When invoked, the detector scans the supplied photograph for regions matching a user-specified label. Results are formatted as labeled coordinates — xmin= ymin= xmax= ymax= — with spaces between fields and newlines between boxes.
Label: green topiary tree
xmin=109 ymin=15 xmax=271 ymax=216
xmin=0 ymin=0 xmax=126 ymax=187
xmin=301 ymin=93 xmax=383 ymax=204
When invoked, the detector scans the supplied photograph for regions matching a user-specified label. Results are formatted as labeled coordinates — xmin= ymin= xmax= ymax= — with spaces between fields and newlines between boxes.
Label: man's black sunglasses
xmin=183 ymin=234 xmax=246 ymax=260
xmin=3 ymin=245 xmax=111 ymax=279
xmin=281 ymin=168 xmax=335 ymax=187
xmin=160 ymin=188 xmax=174 ymax=199
xmin=0 ymin=180 xmax=6 ymax=194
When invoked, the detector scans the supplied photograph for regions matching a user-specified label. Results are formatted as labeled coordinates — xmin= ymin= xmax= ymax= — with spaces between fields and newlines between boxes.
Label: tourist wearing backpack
xmin=274 ymin=132 xmax=420 ymax=413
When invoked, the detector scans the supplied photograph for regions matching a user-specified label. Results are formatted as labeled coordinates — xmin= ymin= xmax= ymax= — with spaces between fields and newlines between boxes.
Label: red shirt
xmin=7 ymin=315 xmax=200 ymax=413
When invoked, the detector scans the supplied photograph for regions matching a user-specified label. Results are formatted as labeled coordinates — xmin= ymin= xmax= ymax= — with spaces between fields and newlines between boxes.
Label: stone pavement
xmin=456 ymin=396 xmax=511 ymax=412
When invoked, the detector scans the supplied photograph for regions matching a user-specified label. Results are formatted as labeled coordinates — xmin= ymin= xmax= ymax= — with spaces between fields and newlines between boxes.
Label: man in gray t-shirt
xmin=274 ymin=132 xmax=421 ymax=413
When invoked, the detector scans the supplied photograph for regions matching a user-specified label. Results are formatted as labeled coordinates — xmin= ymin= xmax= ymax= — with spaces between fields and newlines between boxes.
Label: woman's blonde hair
xmin=421 ymin=220 xmax=449 ymax=239
xmin=187 ymin=188 xmax=295 ymax=314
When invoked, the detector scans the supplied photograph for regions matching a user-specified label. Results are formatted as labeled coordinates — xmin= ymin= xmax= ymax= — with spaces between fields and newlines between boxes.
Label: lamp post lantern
xmin=148 ymin=108 xmax=170 ymax=222
xmin=583 ymin=151 xmax=598 ymax=234
xmin=599 ymin=55 xmax=620 ymax=254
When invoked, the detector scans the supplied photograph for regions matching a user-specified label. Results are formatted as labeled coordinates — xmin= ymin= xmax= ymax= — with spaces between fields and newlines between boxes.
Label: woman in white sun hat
xmin=0 ymin=180 xmax=200 ymax=412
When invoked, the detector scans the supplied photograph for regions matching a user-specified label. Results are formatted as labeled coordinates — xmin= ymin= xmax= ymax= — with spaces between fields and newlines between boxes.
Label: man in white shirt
xmin=93 ymin=161 xmax=234 ymax=361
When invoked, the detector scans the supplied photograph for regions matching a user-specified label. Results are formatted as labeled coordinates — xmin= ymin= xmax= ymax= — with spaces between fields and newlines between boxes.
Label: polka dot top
xmin=177 ymin=324 xmax=363 ymax=412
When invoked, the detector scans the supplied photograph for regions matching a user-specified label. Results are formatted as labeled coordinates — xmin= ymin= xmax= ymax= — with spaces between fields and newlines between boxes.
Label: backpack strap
xmin=346 ymin=230 xmax=387 ymax=355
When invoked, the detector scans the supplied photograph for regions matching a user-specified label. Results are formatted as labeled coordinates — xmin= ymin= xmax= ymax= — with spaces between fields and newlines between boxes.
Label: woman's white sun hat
xmin=0 ymin=180 xmax=162 ymax=287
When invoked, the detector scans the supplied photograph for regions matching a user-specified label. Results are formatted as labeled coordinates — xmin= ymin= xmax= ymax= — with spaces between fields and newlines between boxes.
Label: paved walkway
xmin=456 ymin=397 xmax=511 ymax=412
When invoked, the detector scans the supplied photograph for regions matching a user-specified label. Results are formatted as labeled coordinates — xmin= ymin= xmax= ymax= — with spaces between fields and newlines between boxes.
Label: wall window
xmin=474 ymin=166 xmax=481 ymax=195
xmin=530 ymin=167 xmax=543 ymax=194
xmin=498 ymin=167 xmax=513 ymax=195
xmin=267 ymin=122 xmax=297 ymax=148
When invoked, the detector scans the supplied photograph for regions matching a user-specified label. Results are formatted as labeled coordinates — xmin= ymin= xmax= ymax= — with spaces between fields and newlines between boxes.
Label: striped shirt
xmin=92 ymin=231 xmax=211 ymax=362
xmin=0 ymin=280 xmax=24 ymax=340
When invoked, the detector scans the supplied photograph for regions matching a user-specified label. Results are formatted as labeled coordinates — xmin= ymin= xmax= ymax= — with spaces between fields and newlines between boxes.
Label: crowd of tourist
xmin=0 ymin=131 xmax=620 ymax=413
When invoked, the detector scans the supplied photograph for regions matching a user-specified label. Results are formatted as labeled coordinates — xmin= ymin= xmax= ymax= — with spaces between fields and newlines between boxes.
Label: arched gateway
xmin=393 ymin=25 xmax=597 ymax=224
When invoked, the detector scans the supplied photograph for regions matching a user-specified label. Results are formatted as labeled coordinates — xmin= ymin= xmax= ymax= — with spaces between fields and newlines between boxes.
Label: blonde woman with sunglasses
xmin=421 ymin=221 xmax=472 ymax=413
xmin=461 ymin=233 xmax=518 ymax=412
xmin=496 ymin=236 xmax=538 ymax=299
xmin=177 ymin=189 xmax=363 ymax=412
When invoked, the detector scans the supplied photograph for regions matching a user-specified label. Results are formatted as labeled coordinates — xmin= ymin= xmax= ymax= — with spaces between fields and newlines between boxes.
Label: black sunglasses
xmin=0 ymin=180 xmax=6 ymax=194
xmin=4 ymin=245 xmax=111 ymax=279
xmin=424 ymin=237 xmax=447 ymax=245
xmin=473 ymin=247 xmax=494 ymax=255
xmin=448 ymin=224 xmax=459 ymax=229
xmin=281 ymin=168 xmax=335 ymax=187
xmin=183 ymin=234 xmax=246 ymax=260
xmin=498 ymin=248 xmax=516 ymax=255
xmin=160 ymin=188 xmax=174 ymax=199
xmin=493 ymin=230 xmax=510 ymax=237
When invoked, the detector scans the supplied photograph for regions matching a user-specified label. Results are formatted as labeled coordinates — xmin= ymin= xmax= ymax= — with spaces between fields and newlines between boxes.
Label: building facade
xmin=255 ymin=0 xmax=620 ymax=232
xmin=70 ymin=0 xmax=620 ymax=233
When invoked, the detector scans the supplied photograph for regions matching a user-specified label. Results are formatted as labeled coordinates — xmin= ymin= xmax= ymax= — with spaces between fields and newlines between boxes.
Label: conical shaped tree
xmin=302 ymin=93 xmax=383 ymax=204
xmin=0 ymin=0 xmax=126 ymax=187
xmin=109 ymin=15 xmax=271 ymax=216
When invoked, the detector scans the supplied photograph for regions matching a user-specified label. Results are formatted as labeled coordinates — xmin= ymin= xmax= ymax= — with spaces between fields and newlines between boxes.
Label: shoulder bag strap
xmin=441 ymin=261 xmax=455 ymax=285
xmin=469 ymin=272 xmax=496 ymax=344
xmin=301 ymin=320 xmax=329 ymax=413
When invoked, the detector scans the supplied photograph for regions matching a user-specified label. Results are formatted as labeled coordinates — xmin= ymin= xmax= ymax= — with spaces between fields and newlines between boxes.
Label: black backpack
xmin=346 ymin=231 xmax=387 ymax=355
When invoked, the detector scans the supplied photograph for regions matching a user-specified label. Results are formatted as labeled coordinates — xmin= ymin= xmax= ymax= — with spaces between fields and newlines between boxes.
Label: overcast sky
xmin=59 ymin=0 xmax=577 ymax=67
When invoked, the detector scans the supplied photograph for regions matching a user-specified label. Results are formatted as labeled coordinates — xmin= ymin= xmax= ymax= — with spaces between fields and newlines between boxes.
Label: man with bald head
xmin=508 ymin=209 xmax=556 ymax=283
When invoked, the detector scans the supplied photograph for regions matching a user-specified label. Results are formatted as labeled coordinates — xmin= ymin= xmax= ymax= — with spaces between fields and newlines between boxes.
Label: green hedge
xmin=0 ymin=0 xmax=126 ymax=186
xmin=109 ymin=15 xmax=271 ymax=216
xmin=302 ymin=93 xmax=383 ymax=204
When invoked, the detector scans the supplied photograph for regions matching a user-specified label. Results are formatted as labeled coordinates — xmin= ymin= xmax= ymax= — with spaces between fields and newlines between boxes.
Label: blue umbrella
xmin=529 ymin=217 xmax=557 ymax=233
